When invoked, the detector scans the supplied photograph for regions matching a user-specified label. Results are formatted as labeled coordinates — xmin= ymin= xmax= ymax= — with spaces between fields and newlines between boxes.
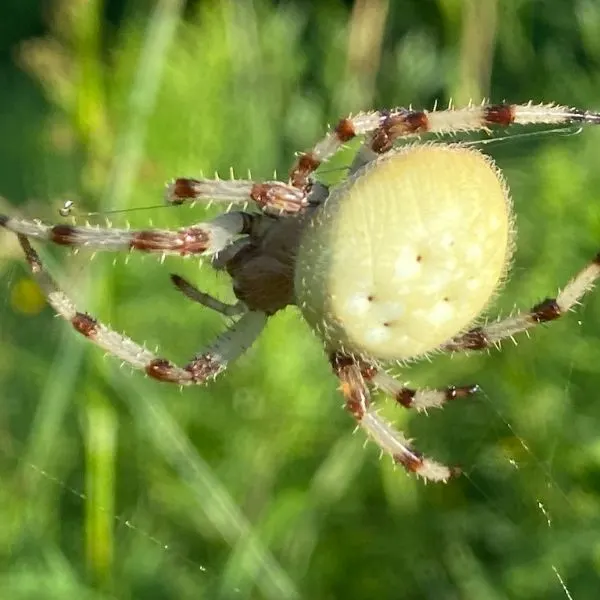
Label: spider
xmin=3 ymin=102 xmax=600 ymax=483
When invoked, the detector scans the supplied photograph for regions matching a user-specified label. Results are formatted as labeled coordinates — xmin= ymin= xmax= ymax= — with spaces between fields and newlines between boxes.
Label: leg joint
xmin=531 ymin=298 xmax=561 ymax=322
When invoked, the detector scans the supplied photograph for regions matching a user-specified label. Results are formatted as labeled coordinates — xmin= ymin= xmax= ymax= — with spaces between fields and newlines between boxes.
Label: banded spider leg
xmin=442 ymin=252 xmax=600 ymax=352
xmin=289 ymin=102 xmax=600 ymax=189
xmin=166 ymin=177 xmax=309 ymax=215
xmin=0 ymin=211 xmax=258 ymax=257
xmin=330 ymin=353 xmax=461 ymax=482
xmin=0 ymin=210 xmax=263 ymax=311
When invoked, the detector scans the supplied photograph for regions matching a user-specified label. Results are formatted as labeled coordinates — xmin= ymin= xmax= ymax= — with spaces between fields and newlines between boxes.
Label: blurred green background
xmin=3 ymin=0 xmax=600 ymax=598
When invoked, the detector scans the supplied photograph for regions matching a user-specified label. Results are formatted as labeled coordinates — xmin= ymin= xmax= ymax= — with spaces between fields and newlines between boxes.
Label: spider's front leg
xmin=442 ymin=252 xmax=600 ymax=352
xmin=330 ymin=353 xmax=459 ymax=483
xmin=289 ymin=103 xmax=600 ymax=188
xmin=0 ymin=211 xmax=257 ymax=257
xmin=166 ymin=177 xmax=309 ymax=215
xmin=16 ymin=234 xmax=266 ymax=384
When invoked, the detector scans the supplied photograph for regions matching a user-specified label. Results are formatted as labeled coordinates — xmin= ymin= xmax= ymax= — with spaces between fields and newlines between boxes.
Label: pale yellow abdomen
xmin=295 ymin=144 xmax=513 ymax=361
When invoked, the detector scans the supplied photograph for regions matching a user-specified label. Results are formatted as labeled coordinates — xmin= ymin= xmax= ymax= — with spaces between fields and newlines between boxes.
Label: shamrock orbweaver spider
xmin=3 ymin=102 xmax=600 ymax=482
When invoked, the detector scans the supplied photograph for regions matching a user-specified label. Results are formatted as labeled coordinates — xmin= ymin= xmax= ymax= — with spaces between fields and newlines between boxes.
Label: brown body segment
xmin=129 ymin=228 xmax=209 ymax=254
xmin=289 ymin=154 xmax=322 ymax=189
xmin=168 ymin=178 xmax=197 ymax=204
xmin=371 ymin=111 xmax=429 ymax=154
xmin=394 ymin=385 xmax=479 ymax=409
xmin=145 ymin=355 xmax=222 ymax=383
xmin=531 ymin=298 xmax=562 ymax=323
xmin=72 ymin=312 xmax=99 ymax=337
xmin=249 ymin=182 xmax=308 ymax=213
xmin=334 ymin=117 xmax=357 ymax=142
xmin=50 ymin=224 xmax=81 ymax=246
xmin=483 ymin=103 xmax=516 ymax=126
xmin=329 ymin=352 xmax=368 ymax=420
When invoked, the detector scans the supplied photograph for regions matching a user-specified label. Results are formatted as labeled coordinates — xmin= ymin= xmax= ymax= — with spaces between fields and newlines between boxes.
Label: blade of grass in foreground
xmin=112 ymin=371 xmax=301 ymax=600
xmin=84 ymin=390 xmax=118 ymax=590
xmin=83 ymin=0 xmax=185 ymax=589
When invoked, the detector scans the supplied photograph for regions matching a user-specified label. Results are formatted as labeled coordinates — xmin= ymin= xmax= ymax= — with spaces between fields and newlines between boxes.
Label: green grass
xmin=3 ymin=0 xmax=600 ymax=598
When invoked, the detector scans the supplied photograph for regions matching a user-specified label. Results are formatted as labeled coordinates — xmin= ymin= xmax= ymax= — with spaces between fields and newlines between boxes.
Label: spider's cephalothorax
xmin=4 ymin=102 xmax=600 ymax=482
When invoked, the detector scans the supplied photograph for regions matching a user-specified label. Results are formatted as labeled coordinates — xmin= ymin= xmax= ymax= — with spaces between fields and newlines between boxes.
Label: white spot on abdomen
xmin=394 ymin=248 xmax=423 ymax=279
xmin=427 ymin=299 xmax=455 ymax=325
xmin=363 ymin=325 xmax=392 ymax=346
xmin=344 ymin=293 xmax=372 ymax=316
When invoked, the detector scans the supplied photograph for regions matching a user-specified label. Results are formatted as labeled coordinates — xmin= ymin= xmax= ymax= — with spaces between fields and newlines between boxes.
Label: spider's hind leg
xmin=367 ymin=368 xmax=479 ymax=412
xmin=330 ymin=353 xmax=459 ymax=483
xmin=442 ymin=252 xmax=600 ymax=352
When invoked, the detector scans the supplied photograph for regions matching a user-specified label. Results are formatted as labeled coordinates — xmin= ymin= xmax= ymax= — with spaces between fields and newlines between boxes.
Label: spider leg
xmin=330 ymin=353 xmax=458 ymax=482
xmin=146 ymin=309 xmax=266 ymax=384
xmin=0 ymin=212 xmax=255 ymax=257
xmin=290 ymin=103 xmax=600 ymax=188
xmin=366 ymin=368 xmax=479 ymax=412
xmin=166 ymin=178 xmax=308 ymax=215
xmin=442 ymin=252 xmax=600 ymax=351
xmin=170 ymin=273 xmax=245 ymax=317
xmin=17 ymin=234 xmax=266 ymax=384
